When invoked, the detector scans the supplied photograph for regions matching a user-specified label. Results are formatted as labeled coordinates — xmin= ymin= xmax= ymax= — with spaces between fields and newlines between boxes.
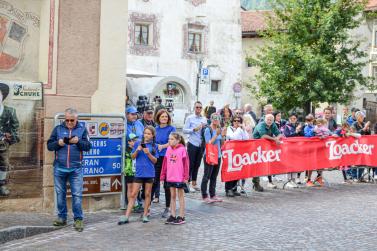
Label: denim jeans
xmin=351 ymin=167 xmax=364 ymax=179
xmin=54 ymin=167 xmax=83 ymax=221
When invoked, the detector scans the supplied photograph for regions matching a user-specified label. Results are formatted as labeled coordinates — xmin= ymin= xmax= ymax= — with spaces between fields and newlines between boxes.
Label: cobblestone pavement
xmin=2 ymin=170 xmax=377 ymax=250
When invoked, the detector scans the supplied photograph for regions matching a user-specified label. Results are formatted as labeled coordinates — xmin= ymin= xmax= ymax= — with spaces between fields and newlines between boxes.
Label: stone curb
xmin=0 ymin=226 xmax=58 ymax=244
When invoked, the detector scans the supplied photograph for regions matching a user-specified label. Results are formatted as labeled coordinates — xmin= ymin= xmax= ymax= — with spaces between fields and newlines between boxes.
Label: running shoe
xmin=210 ymin=196 xmax=223 ymax=202
xmin=172 ymin=216 xmax=186 ymax=225
xmin=192 ymin=185 xmax=201 ymax=191
xmin=203 ymin=197 xmax=213 ymax=203
xmin=142 ymin=215 xmax=150 ymax=223
xmin=118 ymin=215 xmax=129 ymax=225
xmin=165 ymin=215 xmax=176 ymax=224
xmin=315 ymin=177 xmax=324 ymax=186
xmin=306 ymin=181 xmax=315 ymax=187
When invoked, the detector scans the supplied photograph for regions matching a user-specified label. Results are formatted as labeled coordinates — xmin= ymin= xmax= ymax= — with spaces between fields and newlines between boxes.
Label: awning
xmin=126 ymin=68 xmax=161 ymax=78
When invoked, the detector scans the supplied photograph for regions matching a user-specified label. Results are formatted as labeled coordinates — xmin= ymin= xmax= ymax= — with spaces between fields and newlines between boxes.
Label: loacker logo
xmin=326 ymin=140 xmax=374 ymax=160
xmin=222 ymin=146 xmax=282 ymax=172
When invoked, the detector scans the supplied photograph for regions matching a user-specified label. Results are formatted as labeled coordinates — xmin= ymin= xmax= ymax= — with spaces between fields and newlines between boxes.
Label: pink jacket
xmin=160 ymin=144 xmax=189 ymax=183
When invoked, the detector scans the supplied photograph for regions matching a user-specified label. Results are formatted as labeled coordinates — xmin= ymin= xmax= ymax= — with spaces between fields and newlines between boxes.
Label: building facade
xmin=127 ymin=0 xmax=242 ymax=127
xmin=0 ymin=0 xmax=128 ymax=212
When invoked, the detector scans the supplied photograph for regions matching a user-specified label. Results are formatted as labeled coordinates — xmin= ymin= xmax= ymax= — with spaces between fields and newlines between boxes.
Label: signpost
xmin=65 ymin=119 xmax=124 ymax=196
xmin=54 ymin=113 xmax=125 ymax=207
xmin=200 ymin=67 xmax=209 ymax=85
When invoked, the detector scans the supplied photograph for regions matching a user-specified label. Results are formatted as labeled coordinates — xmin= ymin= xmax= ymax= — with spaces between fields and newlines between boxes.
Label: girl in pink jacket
xmin=160 ymin=132 xmax=189 ymax=225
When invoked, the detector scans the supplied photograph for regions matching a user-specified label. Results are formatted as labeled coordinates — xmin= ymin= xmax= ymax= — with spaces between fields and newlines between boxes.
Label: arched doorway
xmin=152 ymin=77 xmax=192 ymax=127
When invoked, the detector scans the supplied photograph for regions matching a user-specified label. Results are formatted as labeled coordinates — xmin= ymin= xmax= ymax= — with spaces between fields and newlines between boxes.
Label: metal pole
xmin=196 ymin=59 xmax=202 ymax=101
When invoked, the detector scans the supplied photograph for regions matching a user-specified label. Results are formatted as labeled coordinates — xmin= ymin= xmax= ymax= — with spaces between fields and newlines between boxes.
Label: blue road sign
xmin=82 ymin=138 xmax=122 ymax=177
xmin=202 ymin=68 xmax=209 ymax=76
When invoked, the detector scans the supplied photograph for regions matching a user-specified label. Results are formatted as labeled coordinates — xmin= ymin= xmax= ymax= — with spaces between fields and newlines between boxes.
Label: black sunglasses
xmin=233 ymin=120 xmax=241 ymax=122
xmin=65 ymin=119 xmax=75 ymax=123
xmin=195 ymin=106 xmax=202 ymax=109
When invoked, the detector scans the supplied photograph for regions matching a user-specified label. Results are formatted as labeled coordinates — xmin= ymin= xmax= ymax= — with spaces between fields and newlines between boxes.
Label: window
xmin=134 ymin=24 xmax=149 ymax=45
xmin=188 ymin=32 xmax=202 ymax=53
xmin=211 ymin=80 xmax=220 ymax=92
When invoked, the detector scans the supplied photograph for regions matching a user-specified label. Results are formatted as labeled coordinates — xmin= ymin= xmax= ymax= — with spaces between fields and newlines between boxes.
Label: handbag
xmin=205 ymin=143 xmax=219 ymax=165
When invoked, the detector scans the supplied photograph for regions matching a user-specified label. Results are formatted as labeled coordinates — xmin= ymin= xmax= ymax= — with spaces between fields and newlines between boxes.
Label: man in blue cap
xmin=126 ymin=106 xmax=144 ymax=141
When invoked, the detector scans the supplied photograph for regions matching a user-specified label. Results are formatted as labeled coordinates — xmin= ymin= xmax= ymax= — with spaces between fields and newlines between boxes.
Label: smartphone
xmin=63 ymin=137 xmax=71 ymax=144
xmin=141 ymin=143 xmax=146 ymax=148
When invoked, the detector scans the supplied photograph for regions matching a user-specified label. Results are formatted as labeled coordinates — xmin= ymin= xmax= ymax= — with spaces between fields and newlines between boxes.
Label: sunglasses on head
xmin=65 ymin=119 xmax=75 ymax=123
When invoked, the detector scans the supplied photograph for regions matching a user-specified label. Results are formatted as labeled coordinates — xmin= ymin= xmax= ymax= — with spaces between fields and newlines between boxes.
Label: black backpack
xmin=201 ymin=125 xmax=213 ymax=150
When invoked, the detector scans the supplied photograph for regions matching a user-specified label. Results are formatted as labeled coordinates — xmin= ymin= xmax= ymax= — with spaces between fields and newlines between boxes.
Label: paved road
xmin=2 ymin=171 xmax=377 ymax=250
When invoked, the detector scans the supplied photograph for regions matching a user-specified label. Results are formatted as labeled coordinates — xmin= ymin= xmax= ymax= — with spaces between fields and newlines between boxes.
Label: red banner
xmin=221 ymin=135 xmax=377 ymax=182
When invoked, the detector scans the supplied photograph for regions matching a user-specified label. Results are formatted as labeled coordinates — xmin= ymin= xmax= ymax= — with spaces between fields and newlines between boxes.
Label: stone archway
xmin=152 ymin=76 xmax=192 ymax=127
xmin=152 ymin=76 xmax=192 ymax=109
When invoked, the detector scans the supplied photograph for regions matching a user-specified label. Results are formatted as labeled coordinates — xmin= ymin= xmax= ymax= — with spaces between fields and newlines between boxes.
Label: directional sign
xmin=67 ymin=175 xmax=122 ymax=196
xmin=82 ymin=138 xmax=122 ymax=177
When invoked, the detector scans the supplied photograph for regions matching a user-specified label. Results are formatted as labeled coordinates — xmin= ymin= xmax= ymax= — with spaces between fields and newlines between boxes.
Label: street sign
xmin=82 ymin=138 xmax=122 ymax=177
xmin=67 ymin=175 xmax=122 ymax=196
xmin=201 ymin=68 xmax=209 ymax=79
xmin=67 ymin=118 xmax=124 ymax=196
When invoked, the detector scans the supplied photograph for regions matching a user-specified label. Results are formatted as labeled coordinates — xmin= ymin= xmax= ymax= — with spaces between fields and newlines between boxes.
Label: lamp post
xmin=195 ymin=58 xmax=203 ymax=101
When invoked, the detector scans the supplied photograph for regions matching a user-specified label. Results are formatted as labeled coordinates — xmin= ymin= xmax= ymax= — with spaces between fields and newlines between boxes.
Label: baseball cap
xmin=211 ymin=113 xmax=221 ymax=121
xmin=144 ymin=105 xmax=154 ymax=113
xmin=126 ymin=106 xmax=138 ymax=114
xmin=128 ymin=133 xmax=139 ymax=141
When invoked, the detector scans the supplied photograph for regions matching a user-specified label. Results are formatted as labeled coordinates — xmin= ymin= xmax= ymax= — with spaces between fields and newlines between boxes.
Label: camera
xmin=141 ymin=143 xmax=146 ymax=148
xmin=136 ymin=96 xmax=150 ymax=114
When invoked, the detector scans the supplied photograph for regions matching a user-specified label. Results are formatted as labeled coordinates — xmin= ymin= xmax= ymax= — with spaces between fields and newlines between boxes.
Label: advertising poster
xmin=0 ymin=80 xmax=43 ymax=198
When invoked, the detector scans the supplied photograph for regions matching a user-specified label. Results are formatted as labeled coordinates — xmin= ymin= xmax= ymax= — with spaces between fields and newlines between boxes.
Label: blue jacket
xmin=283 ymin=123 xmax=304 ymax=137
xmin=47 ymin=122 xmax=91 ymax=169
xmin=126 ymin=120 xmax=144 ymax=141
xmin=304 ymin=124 xmax=315 ymax=137
xmin=347 ymin=115 xmax=356 ymax=126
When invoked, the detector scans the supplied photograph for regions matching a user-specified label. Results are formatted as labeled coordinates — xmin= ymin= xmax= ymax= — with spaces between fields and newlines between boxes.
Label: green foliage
xmin=249 ymin=0 xmax=375 ymax=113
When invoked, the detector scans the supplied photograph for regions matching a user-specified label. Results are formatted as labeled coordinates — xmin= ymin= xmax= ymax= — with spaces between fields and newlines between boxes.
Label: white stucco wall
xmin=127 ymin=0 xmax=242 ymax=127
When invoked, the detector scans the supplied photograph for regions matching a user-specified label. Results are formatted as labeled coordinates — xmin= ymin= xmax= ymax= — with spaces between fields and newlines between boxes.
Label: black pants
xmin=151 ymin=156 xmax=171 ymax=208
xmin=187 ymin=142 xmax=203 ymax=182
xmin=201 ymin=157 xmax=221 ymax=198
xmin=225 ymin=180 xmax=238 ymax=192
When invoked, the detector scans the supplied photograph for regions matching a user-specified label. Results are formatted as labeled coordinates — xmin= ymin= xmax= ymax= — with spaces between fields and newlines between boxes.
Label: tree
xmin=248 ymin=0 xmax=375 ymax=114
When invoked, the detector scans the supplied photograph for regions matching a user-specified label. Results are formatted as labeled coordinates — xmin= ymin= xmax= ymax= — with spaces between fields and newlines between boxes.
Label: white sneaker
xmin=267 ymin=182 xmax=277 ymax=189
xmin=261 ymin=176 xmax=269 ymax=182
xmin=285 ymin=181 xmax=298 ymax=189
xmin=189 ymin=186 xmax=196 ymax=193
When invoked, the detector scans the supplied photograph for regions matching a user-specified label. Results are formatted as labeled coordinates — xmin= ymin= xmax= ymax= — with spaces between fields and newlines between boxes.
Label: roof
xmin=367 ymin=0 xmax=377 ymax=11
xmin=241 ymin=10 xmax=273 ymax=33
